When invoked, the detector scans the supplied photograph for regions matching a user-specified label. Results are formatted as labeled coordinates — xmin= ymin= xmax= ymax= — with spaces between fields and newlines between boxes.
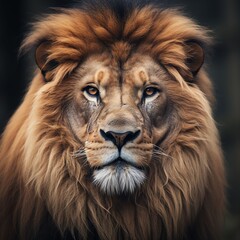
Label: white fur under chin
xmin=93 ymin=165 xmax=145 ymax=194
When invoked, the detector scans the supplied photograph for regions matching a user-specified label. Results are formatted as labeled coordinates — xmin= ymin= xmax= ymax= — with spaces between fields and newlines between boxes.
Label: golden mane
xmin=0 ymin=1 xmax=225 ymax=239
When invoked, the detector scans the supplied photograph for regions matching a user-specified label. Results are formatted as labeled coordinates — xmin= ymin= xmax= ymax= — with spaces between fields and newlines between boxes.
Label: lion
xmin=0 ymin=0 xmax=225 ymax=239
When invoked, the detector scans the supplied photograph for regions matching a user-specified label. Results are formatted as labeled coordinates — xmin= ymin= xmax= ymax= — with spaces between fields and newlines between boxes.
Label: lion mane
xmin=0 ymin=1 xmax=225 ymax=239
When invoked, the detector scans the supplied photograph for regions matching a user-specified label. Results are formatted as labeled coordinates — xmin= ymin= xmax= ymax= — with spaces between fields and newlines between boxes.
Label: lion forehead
xmin=78 ymin=53 xmax=164 ymax=88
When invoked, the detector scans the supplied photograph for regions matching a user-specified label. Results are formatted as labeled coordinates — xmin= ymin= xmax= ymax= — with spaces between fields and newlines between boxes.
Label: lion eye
xmin=83 ymin=86 xmax=99 ymax=97
xmin=143 ymin=87 xmax=159 ymax=98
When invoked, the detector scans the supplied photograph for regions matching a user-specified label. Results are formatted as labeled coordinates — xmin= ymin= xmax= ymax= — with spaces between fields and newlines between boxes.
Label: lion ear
xmin=185 ymin=41 xmax=205 ymax=78
xmin=35 ymin=41 xmax=58 ymax=82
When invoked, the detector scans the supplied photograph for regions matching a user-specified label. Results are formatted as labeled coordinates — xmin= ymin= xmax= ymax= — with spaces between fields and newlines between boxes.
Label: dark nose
xmin=100 ymin=129 xmax=140 ymax=149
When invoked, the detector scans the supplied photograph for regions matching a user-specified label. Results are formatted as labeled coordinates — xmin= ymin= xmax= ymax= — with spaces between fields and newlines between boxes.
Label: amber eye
xmin=83 ymin=86 xmax=99 ymax=97
xmin=143 ymin=87 xmax=159 ymax=98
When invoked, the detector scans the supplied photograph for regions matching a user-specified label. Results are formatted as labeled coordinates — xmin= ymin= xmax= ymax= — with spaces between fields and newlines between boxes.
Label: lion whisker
xmin=72 ymin=148 xmax=86 ymax=158
xmin=152 ymin=145 xmax=173 ymax=160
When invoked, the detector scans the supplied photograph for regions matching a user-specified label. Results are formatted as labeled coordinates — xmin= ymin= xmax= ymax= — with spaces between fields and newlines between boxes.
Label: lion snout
xmin=100 ymin=129 xmax=140 ymax=150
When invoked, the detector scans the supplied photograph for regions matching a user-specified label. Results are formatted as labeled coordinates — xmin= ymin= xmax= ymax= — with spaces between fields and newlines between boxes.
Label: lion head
xmin=0 ymin=1 xmax=225 ymax=240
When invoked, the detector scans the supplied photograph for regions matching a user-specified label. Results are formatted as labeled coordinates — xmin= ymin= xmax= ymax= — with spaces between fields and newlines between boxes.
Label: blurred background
xmin=0 ymin=0 xmax=239 ymax=239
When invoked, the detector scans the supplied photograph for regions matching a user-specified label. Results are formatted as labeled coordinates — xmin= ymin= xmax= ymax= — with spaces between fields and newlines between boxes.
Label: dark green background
xmin=0 ymin=0 xmax=239 ymax=239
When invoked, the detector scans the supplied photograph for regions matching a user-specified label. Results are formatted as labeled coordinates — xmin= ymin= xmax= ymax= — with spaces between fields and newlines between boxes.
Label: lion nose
xmin=100 ymin=129 xmax=140 ymax=149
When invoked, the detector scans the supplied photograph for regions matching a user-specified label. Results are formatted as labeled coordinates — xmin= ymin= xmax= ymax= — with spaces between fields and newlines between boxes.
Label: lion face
xmin=64 ymin=53 xmax=169 ymax=194
xmin=19 ymin=5 xmax=211 ymax=199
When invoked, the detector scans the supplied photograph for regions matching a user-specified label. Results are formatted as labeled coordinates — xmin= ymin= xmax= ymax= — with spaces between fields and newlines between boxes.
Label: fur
xmin=0 ymin=1 xmax=225 ymax=239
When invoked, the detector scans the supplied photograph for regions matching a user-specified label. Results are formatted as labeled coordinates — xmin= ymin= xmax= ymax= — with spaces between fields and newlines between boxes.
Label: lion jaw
xmin=92 ymin=161 xmax=145 ymax=194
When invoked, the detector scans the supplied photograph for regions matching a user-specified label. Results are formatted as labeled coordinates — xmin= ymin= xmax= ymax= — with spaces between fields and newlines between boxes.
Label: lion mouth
xmin=94 ymin=157 xmax=144 ymax=171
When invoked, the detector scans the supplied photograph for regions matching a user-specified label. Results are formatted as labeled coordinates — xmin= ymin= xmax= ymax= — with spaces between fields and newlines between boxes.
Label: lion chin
xmin=93 ymin=158 xmax=146 ymax=194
